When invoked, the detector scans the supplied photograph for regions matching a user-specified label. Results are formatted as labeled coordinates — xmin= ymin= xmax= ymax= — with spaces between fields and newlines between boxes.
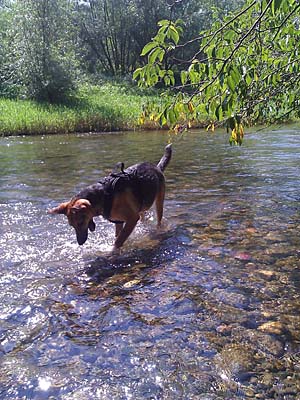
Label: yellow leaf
xmin=188 ymin=102 xmax=194 ymax=113
xmin=231 ymin=128 xmax=237 ymax=141
xmin=240 ymin=124 xmax=244 ymax=137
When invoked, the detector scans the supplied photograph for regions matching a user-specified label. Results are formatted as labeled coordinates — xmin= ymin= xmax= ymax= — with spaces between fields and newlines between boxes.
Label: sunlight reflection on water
xmin=0 ymin=127 xmax=300 ymax=399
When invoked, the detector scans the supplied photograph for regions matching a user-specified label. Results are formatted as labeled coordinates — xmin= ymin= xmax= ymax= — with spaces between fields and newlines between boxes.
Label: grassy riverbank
xmin=0 ymin=83 xmax=161 ymax=136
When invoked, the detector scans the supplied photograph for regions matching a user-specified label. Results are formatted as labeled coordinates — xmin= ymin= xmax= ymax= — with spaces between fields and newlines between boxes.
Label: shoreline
xmin=1 ymin=84 xmax=297 ymax=137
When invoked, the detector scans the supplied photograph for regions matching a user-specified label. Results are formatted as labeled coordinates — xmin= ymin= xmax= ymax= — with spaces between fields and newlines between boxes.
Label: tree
xmin=10 ymin=0 xmax=78 ymax=102
xmin=134 ymin=0 xmax=300 ymax=144
xmin=74 ymin=0 xmax=169 ymax=75
xmin=74 ymin=0 xmax=243 ymax=76
xmin=0 ymin=0 xmax=16 ymax=96
xmin=1 ymin=0 xmax=246 ymax=98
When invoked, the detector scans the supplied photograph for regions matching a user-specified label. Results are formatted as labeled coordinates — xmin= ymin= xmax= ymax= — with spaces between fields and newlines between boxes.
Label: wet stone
xmin=234 ymin=252 xmax=252 ymax=261
xmin=212 ymin=288 xmax=250 ymax=309
xmin=265 ymin=231 xmax=286 ymax=242
xmin=246 ymin=330 xmax=284 ymax=357
xmin=257 ymin=269 xmax=277 ymax=280
xmin=206 ymin=222 xmax=226 ymax=231
xmin=258 ymin=321 xmax=285 ymax=335
xmin=244 ymin=388 xmax=256 ymax=398
xmin=214 ymin=343 xmax=256 ymax=382
xmin=216 ymin=324 xmax=232 ymax=335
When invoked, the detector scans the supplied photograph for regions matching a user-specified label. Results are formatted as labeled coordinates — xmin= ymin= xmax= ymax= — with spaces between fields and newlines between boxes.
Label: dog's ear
xmin=48 ymin=202 xmax=69 ymax=215
xmin=70 ymin=199 xmax=91 ymax=214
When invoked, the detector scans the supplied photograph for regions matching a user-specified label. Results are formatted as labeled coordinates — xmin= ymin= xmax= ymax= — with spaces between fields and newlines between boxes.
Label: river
xmin=0 ymin=126 xmax=300 ymax=399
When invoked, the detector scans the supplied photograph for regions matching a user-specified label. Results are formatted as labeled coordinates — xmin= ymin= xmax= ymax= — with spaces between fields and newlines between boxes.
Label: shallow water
xmin=0 ymin=127 xmax=300 ymax=399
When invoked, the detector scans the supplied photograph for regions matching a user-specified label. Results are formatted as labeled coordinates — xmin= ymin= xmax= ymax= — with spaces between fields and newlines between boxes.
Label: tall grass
xmin=0 ymin=83 xmax=160 ymax=136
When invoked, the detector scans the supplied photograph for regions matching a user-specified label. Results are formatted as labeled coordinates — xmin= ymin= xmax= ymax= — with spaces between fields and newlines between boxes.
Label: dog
xmin=49 ymin=144 xmax=172 ymax=251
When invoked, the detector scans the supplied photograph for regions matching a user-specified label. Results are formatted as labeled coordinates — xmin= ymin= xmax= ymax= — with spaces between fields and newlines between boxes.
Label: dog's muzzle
xmin=76 ymin=230 xmax=88 ymax=245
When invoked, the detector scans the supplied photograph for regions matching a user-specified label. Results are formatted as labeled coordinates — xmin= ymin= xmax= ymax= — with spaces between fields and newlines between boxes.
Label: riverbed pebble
xmin=258 ymin=321 xmax=285 ymax=335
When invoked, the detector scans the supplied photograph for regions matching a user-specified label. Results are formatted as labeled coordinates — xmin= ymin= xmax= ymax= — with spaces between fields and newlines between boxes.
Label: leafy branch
xmin=134 ymin=0 xmax=300 ymax=145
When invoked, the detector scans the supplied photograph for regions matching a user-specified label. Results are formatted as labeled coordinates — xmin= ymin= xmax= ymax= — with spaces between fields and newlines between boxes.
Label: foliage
xmin=0 ymin=82 xmax=160 ymax=136
xmin=0 ymin=1 xmax=18 ymax=97
xmin=74 ymin=0 xmax=174 ymax=75
xmin=134 ymin=0 xmax=300 ymax=144
xmin=8 ymin=0 xmax=78 ymax=102
xmin=68 ymin=0 xmax=244 ymax=76
xmin=0 ymin=0 xmax=245 ymax=103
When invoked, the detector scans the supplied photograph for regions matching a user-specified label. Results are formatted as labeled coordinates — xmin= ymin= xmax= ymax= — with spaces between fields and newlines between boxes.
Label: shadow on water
xmin=85 ymin=226 xmax=189 ymax=283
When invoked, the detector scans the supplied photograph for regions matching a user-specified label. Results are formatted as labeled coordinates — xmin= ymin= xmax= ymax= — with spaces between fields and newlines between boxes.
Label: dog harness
xmin=99 ymin=164 xmax=140 ymax=223
xmin=75 ymin=161 xmax=156 ymax=224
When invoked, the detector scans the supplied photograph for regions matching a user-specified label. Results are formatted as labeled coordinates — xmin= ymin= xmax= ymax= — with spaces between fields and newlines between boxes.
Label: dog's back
xmin=122 ymin=162 xmax=163 ymax=210
xmin=118 ymin=144 xmax=172 ymax=210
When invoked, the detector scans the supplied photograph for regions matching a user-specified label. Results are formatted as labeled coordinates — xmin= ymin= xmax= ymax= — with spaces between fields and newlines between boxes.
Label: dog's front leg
xmin=114 ymin=216 xmax=139 ymax=249
xmin=115 ymin=222 xmax=124 ymax=237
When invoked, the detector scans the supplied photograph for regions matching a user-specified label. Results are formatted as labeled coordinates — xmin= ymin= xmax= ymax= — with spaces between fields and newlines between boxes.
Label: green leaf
xmin=180 ymin=70 xmax=188 ymax=85
xmin=164 ymin=76 xmax=170 ymax=85
xmin=132 ymin=68 xmax=142 ymax=80
xmin=245 ymin=73 xmax=252 ymax=86
xmin=224 ymin=29 xmax=235 ymax=42
xmin=211 ymin=47 xmax=216 ymax=59
xmin=175 ymin=18 xmax=185 ymax=27
xmin=167 ymin=108 xmax=176 ymax=125
xmin=189 ymin=70 xmax=199 ymax=84
xmin=158 ymin=68 xmax=166 ymax=78
xmin=168 ymin=25 xmax=180 ymax=44
xmin=141 ymin=42 xmax=157 ymax=56
xmin=158 ymin=25 xmax=168 ymax=37
xmin=227 ymin=76 xmax=235 ymax=93
xmin=158 ymin=111 xmax=167 ymax=126
xmin=158 ymin=49 xmax=165 ymax=62
xmin=158 ymin=19 xmax=170 ymax=27
xmin=272 ymin=0 xmax=283 ymax=16
xmin=215 ymin=104 xmax=223 ymax=121
xmin=231 ymin=67 xmax=241 ymax=85
xmin=149 ymin=47 xmax=165 ymax=64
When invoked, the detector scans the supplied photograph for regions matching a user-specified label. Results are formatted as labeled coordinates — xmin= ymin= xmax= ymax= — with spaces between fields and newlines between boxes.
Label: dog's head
xmin=49 ymin=199 xmax=95 ymax=245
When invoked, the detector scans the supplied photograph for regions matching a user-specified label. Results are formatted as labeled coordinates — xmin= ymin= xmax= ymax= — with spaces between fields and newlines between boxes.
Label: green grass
xmin=0 ymin=83 xmax=160 ymax=136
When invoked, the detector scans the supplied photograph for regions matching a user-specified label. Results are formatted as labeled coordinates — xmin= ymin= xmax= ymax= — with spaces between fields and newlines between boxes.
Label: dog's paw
xmin=108 ymin=245 xmax=121 ymax=256
xmin=156 ymin=221 xmax=165 ymax=231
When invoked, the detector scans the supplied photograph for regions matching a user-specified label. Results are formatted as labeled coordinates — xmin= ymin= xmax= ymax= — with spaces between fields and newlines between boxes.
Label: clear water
xmin=0 ymin=127 xmax=299 ymax=399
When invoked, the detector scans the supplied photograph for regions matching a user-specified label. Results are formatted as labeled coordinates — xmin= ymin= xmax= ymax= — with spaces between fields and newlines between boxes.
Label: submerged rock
xmin=212 ymin=288 xmax=250 ymax=310
xmin=234 ymin=252 xmax=251 ymax=261
xmin=247 ymin=330 xmax=284 ymax=358
xmin=258 ymin=321 xmax=285 ymax=335
xmin=257 ymin=269 xmax=277 ymax=280
xmin=214 ymin=343 xmax=256 ymax=382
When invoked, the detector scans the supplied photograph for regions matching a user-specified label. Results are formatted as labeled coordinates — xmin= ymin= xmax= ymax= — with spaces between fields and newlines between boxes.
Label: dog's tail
xmin=157 ymin=143 xmax=172 ymax=172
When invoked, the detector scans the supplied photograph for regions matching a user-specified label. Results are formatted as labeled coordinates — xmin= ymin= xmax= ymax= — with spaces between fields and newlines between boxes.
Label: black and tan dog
xmin=49 ymin=144 xmax=172 ymax=251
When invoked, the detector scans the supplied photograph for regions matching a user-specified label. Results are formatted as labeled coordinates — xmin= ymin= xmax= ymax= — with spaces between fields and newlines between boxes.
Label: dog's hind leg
xmin=139 ymin=211 xmax=146 ymax=222
xmin=155 ymin=184 xmax=165 ymax=227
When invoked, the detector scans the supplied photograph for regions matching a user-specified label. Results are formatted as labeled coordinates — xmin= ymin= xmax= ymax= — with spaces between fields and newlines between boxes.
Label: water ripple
xmin=1 ymin=128 xmax=300 ymax=399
